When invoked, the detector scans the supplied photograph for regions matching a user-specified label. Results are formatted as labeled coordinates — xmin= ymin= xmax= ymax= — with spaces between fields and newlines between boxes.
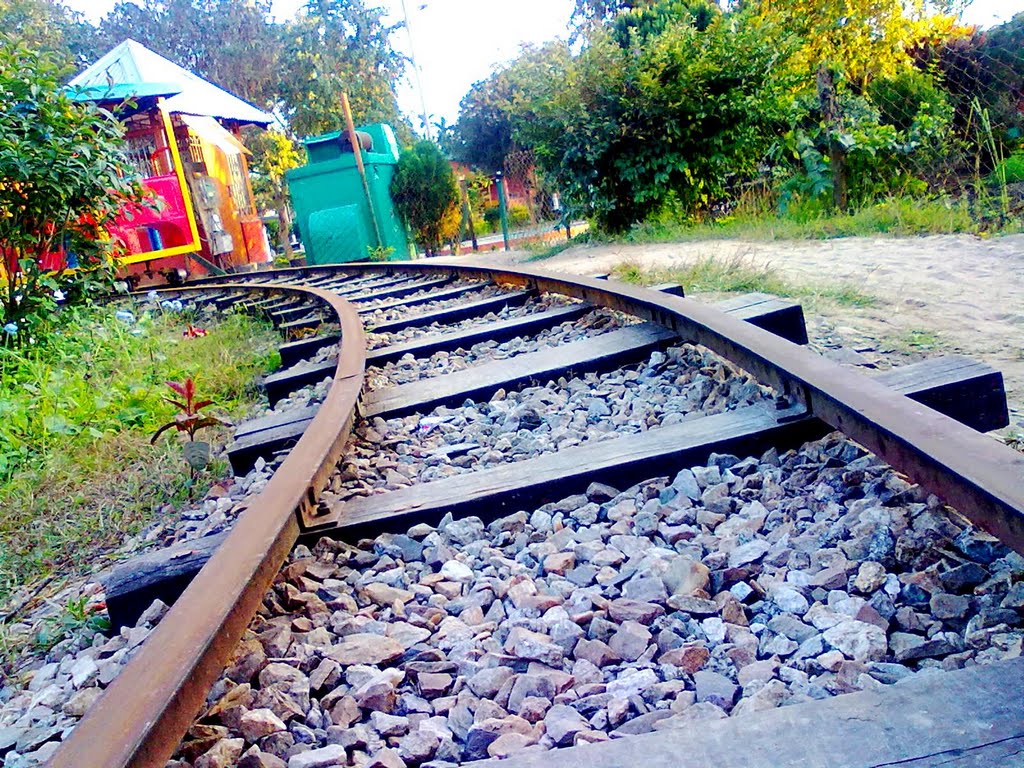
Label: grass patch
xmin=610 ymin=255 xmax=878 ymax=308
xmin=896 ymin=328 xmax=943 ymax=352
xmin=523 ymin=234 xmax=590 ymax=262
xmin=611 ymin=196 xmax=987 ymax=244
xmin=0 ymin=304 xmax=279 ymax=608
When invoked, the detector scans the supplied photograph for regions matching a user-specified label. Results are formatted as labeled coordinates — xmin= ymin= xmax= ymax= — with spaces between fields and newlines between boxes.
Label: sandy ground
xmin=445 ymin=234 xmax=1024 ymax=436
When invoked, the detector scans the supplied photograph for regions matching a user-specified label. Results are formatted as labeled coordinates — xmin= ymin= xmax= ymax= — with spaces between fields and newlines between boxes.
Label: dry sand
xmin=445 ymin=234 xmax=1024 ymax=435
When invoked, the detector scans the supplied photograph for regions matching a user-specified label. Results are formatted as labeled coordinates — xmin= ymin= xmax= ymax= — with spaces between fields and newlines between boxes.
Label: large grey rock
xmin=694 ymin=671 xmax=739 ymax=711
xmin=544 ymin=704 xmax=589 ymax=746
xmin=823 ymin=620 xmax=887 ymax=662
xmin=608 ymin=621 xmax=652 ymax=662
xmin=288 ymin=744 xmax=348 ymax=768
xmin=468 ymin=666 xmax=515 ymax=698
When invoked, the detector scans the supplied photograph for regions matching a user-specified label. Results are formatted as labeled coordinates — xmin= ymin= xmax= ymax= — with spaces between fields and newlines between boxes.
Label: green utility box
xmin=286 ymin=123 xmax=409 ymax=265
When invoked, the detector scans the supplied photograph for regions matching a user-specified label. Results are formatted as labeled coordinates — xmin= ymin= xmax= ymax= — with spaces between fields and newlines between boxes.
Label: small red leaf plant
xmin=151 ymin=378 xmax=229 ymax=477
xmin=182 ymin=324 xmax=208 ymax=338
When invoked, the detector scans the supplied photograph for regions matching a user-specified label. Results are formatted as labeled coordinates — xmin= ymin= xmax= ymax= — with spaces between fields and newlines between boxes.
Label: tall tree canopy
xmin=0 ymin=0 xmax=98 ymax=73
xmin=8 ymin=0 xmax=411 ymax=139
xmin=278 ymin=0 xmax=407 ymax=138
xmin=95 ymin=0 xmax=282 ymax=109
xmin=450 ymin=42 xmax=571 ymax=175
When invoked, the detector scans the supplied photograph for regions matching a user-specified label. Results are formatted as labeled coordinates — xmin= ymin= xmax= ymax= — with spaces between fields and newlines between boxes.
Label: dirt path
xmin=446 ymin=234 xmax=1024 ymax=436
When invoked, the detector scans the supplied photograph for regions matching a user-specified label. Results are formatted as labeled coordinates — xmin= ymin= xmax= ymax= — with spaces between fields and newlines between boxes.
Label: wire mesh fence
xmin=724 ymin=18 xmax=1024 ymax=227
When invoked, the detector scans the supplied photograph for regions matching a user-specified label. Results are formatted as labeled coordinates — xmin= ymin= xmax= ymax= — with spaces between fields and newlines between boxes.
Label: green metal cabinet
xmin=286 ymin=123 xmax=409 ymax=264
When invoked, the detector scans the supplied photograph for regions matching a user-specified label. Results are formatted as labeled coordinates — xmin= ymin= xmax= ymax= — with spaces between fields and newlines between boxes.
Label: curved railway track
xmin=40 ymin=262 xmax=1024 ymax=768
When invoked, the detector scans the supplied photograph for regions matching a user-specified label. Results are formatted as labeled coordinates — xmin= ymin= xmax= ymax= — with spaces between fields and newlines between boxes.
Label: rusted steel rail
xmin=47 ymin=283 xmax=365 ymax=768
xmin=216 ymin=260 xmax=1024 ymax=553
xmin=43 ymin=262 xmax=1024 ymax=768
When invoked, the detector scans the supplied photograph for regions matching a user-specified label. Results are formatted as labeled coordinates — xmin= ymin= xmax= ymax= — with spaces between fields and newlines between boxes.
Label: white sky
xmin=63 ymin=0 xmax=1023 ymax=128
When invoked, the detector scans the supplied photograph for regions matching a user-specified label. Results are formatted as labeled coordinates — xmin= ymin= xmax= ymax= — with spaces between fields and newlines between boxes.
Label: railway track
xmin=33 ymin=262 xmax=1024 ymax=768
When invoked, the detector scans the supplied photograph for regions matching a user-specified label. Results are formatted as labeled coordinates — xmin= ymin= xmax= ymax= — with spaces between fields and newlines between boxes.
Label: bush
xmin=0 ymin=36 xmax=142 ymax=342
xmin=483 ymin=202 xmax=502 ymax=229
xmin=516 ymin=3 xmax=801 ymax=232
xmin=509 ymin=203 xmax=531 ymax=227
xmin=774 ymin=69 xmax=954 ymax=209
xmin=390 ymin=141 xmax=460 ymax=255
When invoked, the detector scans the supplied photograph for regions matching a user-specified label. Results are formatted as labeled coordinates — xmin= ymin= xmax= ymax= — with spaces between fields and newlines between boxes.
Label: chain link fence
xmin=758 ymin=20 xmax=1024 ymax=227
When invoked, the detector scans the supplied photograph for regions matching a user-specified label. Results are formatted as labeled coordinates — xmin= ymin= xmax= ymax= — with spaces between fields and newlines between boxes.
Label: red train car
xmin=69 ymin=39 xmax=274 ymax=287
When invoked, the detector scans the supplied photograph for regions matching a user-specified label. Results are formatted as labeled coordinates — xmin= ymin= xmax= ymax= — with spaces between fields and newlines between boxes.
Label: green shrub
xmin=992 ymin=150 xmax=1024 ymax=184
xmin=516 ymin=3 xmax=801 ymax=232
xmin=0 ymin=36 xmax=143 ymax=340
xmin=509 ymin=203 xmax=531 ymax=227
xmin=390 ymin=141 xmax=460 ymax=255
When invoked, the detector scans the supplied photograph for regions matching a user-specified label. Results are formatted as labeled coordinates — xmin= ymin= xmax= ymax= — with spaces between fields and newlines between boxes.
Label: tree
xmin=571 ymin=0 xmax=660 ymax=28
xmin=96 ymin=0 xmax=281 ymax=109
xmin=0 ymin=37 xmax=143 ymax=338
xmin=390 ymin=141 xmax=459 ymax=256
xmin=0 ymin=0 xmax=100 ymax=73
xmin=277 ymin=0 xmax=407 ymax=138
xmin=451 ymin=42 xmax=571 ymax=174
xmin=753 ymin=0 xmax=968 ymax=87
xmin=516 ymin=4 xmax=799 ymax=231
xmin=247 ymin=129 xmax=302 ymax=258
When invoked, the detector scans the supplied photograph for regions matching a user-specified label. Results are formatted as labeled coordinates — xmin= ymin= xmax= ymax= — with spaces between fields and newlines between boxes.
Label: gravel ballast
xmin=152 ymin=432 xmax=1024 ymax=768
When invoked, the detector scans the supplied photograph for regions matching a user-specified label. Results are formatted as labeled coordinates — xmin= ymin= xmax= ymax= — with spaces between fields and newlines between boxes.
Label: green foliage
xmin=451 ymin=43 xmax=572 ymax=174
xmin=518 ymin=5 xmax=800 ymax=232
xmin=509 ymin=203 xmax=532 ymax=228
xmin=95 ymin=0 xmax=280 ymax=109
xmin=247 ymin=128 xmax=302 ymax=256
xmin=0 ymin=0 xmax=99 ymax=73
xmin=992 ymin=152 xmax=1024 ymax=184
xmin=610 ymin=0 xmax=718 ymax=46
xmin=0 ymin=305 xmax=278 ymax=603
xmin=773 ymin=70 xmax=955 ymax=209
xmin=390 ymin=141 xmax=460 ymax=255
xmin=33 ymin=596 xmax=111 ymax=653
xmin=916 ymin=16 xmax=1024 ymax=168
xmin=620 ymin=195 xmax=978 ymax=241
xmin=277 ymin=0 xmax=408 ymax=139
xmin=0 ymin=37 xmax=143 ymax=337
xmin=366 ymin=244 xmax=395 ymax=262
xmin=898 ymin=327 xmax=942 ymax=351
xmin=610 ymin=255 xmax=878 ymax=307
xmin=22 ymin=0 xmax=411 ymax=142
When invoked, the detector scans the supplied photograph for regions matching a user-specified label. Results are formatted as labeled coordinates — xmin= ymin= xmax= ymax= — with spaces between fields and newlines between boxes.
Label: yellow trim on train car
xmin=119 ymin=102 xmax=203 ymax=267
xmin=119 ymin=242 xmax=200 ymax=265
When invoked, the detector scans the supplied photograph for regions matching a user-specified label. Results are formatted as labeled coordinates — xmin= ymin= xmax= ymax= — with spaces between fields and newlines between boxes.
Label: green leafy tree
xmin=247 ymin=128 xmax=302 ymax=258
xmin=278 ymin=0 xmax=407 ymax=138
xmin=517 ymin=4 xmax=799 ymax=231
xmin=390 ymin=141 xmax=459 ymax=256
xmin=571 ymin=0 xmax=659 ymax=27
xmin=922 ymin=14 xmax=1024 ymax=161
xmin=0 ymin=0 xmax=100 ymax=73
xmin=0 ymin=37 xmax=143 ymax=339
xmin=0 ymin=35 xmax=143 ymax=335
xmin=96 ymin=0 xmax=281 ymax=109
xmin=451 ymin=42 xmax=571 ymax=174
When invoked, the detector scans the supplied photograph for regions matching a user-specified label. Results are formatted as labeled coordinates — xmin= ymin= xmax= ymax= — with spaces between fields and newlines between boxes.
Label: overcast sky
xmin=63 ymin=0 xmax=1022 ymax=128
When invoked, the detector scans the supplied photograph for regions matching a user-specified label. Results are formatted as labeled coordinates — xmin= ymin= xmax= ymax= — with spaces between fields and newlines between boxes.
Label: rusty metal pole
xmin=341 ymin=93 xmax=384 ymax=251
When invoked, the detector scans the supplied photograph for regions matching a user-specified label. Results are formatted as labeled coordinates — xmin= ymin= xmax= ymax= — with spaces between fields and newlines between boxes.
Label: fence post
xmin=459 ymin=177 xmax=478 ymax=252
xmin=817 ymin=65 xmax=848 ymax=211
xmin=496 ymin=171 xmax=511 ymax=251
